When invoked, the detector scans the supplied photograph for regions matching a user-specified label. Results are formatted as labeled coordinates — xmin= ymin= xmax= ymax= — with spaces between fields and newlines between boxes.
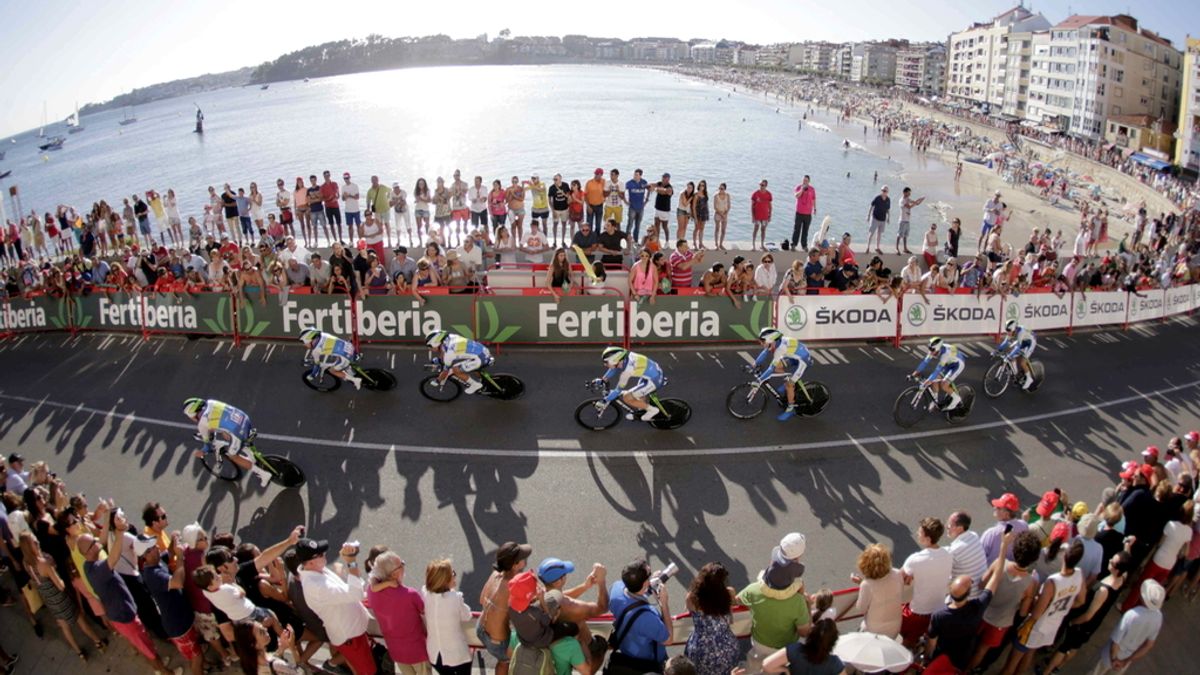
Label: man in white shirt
xmin=4 ymin=453 xmax=29 ymax=494
xmin=945 ymin=512 xmax=988 ymax=598
xmin=521 ymin=222 xmax=550 ymax=264
xmin=1092 ymin=580 xmax=1163 ymax=674
xmin=342 ymin=173 xmax=362 ymax=241
xmin=900 ymin=517 xmax=953 ymax=650
xmin=278 ymin=237 xmax=311 ymax=267
xmin=469 ymin=176 xmax=489 ymax=232
xmin=297 ymin=538 xmax=376 ymax=675
xmin=979 ymin=191 xmax=1002 ymax=253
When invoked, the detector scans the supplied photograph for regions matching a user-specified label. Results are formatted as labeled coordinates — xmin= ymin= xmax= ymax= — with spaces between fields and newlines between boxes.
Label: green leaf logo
xmin=476 ymin=300 xmax=520 ymax=343
xmin=730 ymin=300 xmax=770 ymax=341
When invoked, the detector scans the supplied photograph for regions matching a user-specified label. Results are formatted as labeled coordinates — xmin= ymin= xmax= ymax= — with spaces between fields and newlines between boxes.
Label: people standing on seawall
xmin=413 ymin=178 xmax=432 ymax=244
xmin=712 ymin=183 xmax=730 ymax=252
xmin=468 ymin=176 xmax=490 ymax=242
xmin=505 ymin=176 xmax=526 ymax=242
xmin=450 ymin=170 xmax=471 ymax=246
xmin=675 ymin=181 xmax=694 ymax=243
xmin=980 ymin=190 xmax=1002 ymax=254
xmin=897 ymin=187 xmax=924 ymax=255
xmin=692 ymin=180 xmax=710 ymax=251
xmin=235 ymin=188 xmax=252 ymax=243
xmin=548 ymin=174 xmax=571 ymax=247
xmin=293 ymin=177 xmax=311 ymax=246
xmin=584 ymin=169 xmax=606 ymax=232
xmin=276 ymin=179 xmax=295 ymax=242
xmin=604 ymin=169 xmax=626 ymax=235
xmin=625 ymin=169 xmax=649 ymax=245
xmin=307 ymin=175 xmax=329 ymax=245
xmin=864 ymin=185 xmax=890 ymax=256
xmin=249 ymin=182 xmax=265 ymax=233
xmin=523 ymin=174 xmax=550 ymax=247
xmin=321 ymin=171 xmax=343 ymax=242
xmin=791 ymin=175 xmax=816 ymax=251
xmin=341 ymin=172 xmax=361 ymax=242
xmin=649 ymin=173 xmax=674 ymax=245
xmin=750 ymin=180 xmax=772 ymax=252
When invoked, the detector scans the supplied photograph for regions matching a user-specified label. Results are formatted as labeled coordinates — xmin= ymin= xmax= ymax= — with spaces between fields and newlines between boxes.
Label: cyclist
xmin=996 ymin=319 xmax=1037 ymax=390
xmin=752 ymin=327 xmax=814 ymax=421
xmin=912 ymin=336 xmax=965 ymax=411
xmin=426 ymin=330 xmax=491 ymax=394
xmin=300 ymin=327 xmax=361 ymax=390
xmin=182 ymin=398 xmax=272 ymax=485
xmin=595 ymin=346 xmax=665 ymax=421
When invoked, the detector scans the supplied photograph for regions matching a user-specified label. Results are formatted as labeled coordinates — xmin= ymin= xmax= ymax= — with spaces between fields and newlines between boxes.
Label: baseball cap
xmin=508 ymin=571 xmax=537 ymax=612
xmin=1142 ymin=446 xmax=1159 ymax=460
xmin=537 ymin=558 xmax=575 ymax=584
xmin=294 ymin=538 xmax=330 ymax=563
xmin=133 ymin=535 xmax=158 ymax=557
xmin=1138 ymin=463 xmax=1155 ymax=481
xmin=393 ymin=246 xmax=408 ymax=254
xmin=343 ymin=172 xmax=351 ymax=178
xmin=544 ymin=589 xmax=564 ymax=618
xmin=1186 ymin=430 xmax=1199 ymax=443
xmin=762 ymin=548 xmax=805 ymax=591
xmin=1141 ymin=579 xmax=1165 ymax=610
xmin=1119 ymin=460 xmax=1140 ymax=480
xmin=1036 ymin=490 xmax=1061 ymax=518
xmin=495 ymin=542 xmax=533 ymax=571
xmin=181 ymin=522 xmax=205 ymax=548
xmin=1071 ymin=501 xmax=1089 ymax=519
xmin=780 ymin=532 xmax=806 ymax=560
xmin=1049 ymin=521 xmax=1072 ymax=543
xmin=990 ymin=493 xmax=1020 ymax=513
xmin=594 ymin=168 xmax=604 ymax=175
xmin=356 ymin=239 xmax=367 ymax=250
xmin=7 ymin=452 xmax=24 ymax=464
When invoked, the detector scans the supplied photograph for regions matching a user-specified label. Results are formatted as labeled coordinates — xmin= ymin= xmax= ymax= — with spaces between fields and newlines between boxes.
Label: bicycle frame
xmin=591 ymin=380 xmax=667 ymax=415
xmin=750 ymin=371 xmax=817 ymax=405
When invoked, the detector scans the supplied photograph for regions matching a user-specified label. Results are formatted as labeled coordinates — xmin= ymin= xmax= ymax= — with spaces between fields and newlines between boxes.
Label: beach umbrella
xmin=833 ymin=632 xmax=912 ymax=673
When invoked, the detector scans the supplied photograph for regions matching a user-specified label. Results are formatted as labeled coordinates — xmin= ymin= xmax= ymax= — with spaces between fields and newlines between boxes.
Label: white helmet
xmin=602 ymin=346 xmax=628 ymax=368
xmin=758 ymin=327 xmax=783 ymax=344
xmin=182 ymin=398 xmax=205 ymax=420
xmin=299 ymin=327 xmax=321 ymax=345
xmin=1005 ymin=319 xmax=1019 ymax=333
xmin=928 ymin=336 xmax=943 ymax=351
xmin=425 ymin=331 xmax=449 ymax=348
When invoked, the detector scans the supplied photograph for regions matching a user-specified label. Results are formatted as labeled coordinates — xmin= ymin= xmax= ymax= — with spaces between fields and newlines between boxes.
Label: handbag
xmin=22 ymin=581 xmax=43 ymax=615
xmin=604 ymin=600 xmax=663 ymax=675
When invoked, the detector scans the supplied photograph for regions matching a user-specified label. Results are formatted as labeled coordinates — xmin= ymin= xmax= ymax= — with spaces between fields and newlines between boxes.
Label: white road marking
xmin=874 ymin=347 xmax=894 ymax=361
xmin=957 ymin=344 xmax=977 ymax=357
xmin=828 ymin=348 xmax=848 ymax=363
xmin=538 ymin=438 xmax=582 ymax=450
xmin=3 ymin=378 xmax=1198 ymax=459
xmin=242 ymin=344 xmax=256 ymax=362
xmin=810 ymin=350 xmax=831 ymax=365
xmin=737 ymin=351 xmax=756 ymax=365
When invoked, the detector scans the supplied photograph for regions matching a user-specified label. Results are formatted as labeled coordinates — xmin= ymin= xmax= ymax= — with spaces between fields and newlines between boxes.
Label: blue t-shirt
xmin=607 ymin=583 xmax=669 ymax=663
xmin=85 ymin=560 xmax=137 ymax=623
xmin=625 ymin=179 xmax=649 ymax=211
xmin=142 ymin=561 xmax=195 ymax=638
xmin=235 ymin=196 xmax=250 ymax=217
xmin=784 ymin=642 xmax=845 ymax=675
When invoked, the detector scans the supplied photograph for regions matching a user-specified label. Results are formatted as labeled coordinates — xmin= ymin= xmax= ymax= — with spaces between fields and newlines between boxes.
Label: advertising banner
xmin=142 ymin=292 xmax=234 ymax=335
xmin=1164 ymin=286 xmax=1194 ymax=317
xmin=1069 ymin=291 xmax=1128 ymax=328
xmin=900 ymin=292 xmax=1003 ymax=337
xmin=0 ymin=295 xmax=67 ymax=333
xmin=1125 ymin=291 xmax=1165 ymax=325
xmin=628 ymin=296 xmax=773 ymax=344
xmin=1001 ymin=292 xmax=1072 ymax=332
xmin=358 ymin=294 xmax=476 ymax=342
xmin=777 ymin=294 xmax=898 ymax=341
xmin=475 ymin=294 xmax=624 ymax=343
xmin=74 ymin=291 xmax=144 ymax=333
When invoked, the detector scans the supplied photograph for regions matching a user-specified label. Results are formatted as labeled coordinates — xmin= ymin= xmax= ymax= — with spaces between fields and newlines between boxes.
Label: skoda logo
xmin=1006 ymin=303 xmax=1019 ymax=322
xmin=907 ymin=302 xmax=927 ymax=326
xmin=1074 ymin=299 xmax=1086 ymax=319
xmin=784 ymin=306 xmax=807 ymax=331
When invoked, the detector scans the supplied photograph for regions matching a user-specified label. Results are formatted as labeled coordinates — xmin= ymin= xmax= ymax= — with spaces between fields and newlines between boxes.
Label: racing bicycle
xmin=301 ymin=357 xmax=397 ymax=392
xmin=418 ymin=364 xmax=525 ymax=402
xmin=726 ymin=367 xmax=832 ymax=420
xmin=983 ymin=351 xmax=1045 ymax=398
xmin=574 ymin=379 xmax=691 ymax=431
xmin=892 ymin=375 xmax=975 ymax=428
xmin=198 ymin=434 xmax=306 ymax=488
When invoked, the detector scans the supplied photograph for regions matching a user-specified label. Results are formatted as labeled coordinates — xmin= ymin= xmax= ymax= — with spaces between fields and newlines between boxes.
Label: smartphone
xmin=1004 ymin=523 xmax=1013 ymax=534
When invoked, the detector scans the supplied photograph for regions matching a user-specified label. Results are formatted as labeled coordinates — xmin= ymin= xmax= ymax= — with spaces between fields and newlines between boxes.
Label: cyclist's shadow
xmin=192 ymin=468 xmax=307 ymax=538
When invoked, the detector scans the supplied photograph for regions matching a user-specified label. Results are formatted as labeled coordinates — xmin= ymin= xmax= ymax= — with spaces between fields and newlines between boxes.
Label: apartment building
xmin=1175 ymin=37 xmax=1200 ymax=172
xmin=896 ymin=43 xmax=947 ymax=94
xmin=850 ymin=43 xmax=897 ymax=84
xmin=789 ymin=42 xmax=837 ymax=73
xmin=946 ymin=5 xmax=1052 ymax=109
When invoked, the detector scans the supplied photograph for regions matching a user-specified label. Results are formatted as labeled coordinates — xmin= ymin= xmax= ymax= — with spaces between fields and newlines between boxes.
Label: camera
xmin=648 ymin=562 xmax=678 ymax=594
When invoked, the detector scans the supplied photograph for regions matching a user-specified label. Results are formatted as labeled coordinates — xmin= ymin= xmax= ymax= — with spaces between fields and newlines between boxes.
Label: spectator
xmin=509 ymin=589 xmax=593 ymax=675
xmin=571 ymin=221 xmax=600 ymax=264
xmin=803 ymin=249 xmax=824 ymax=294
xmin=847 ymin=543 xmax=901 ymax=638
xmin=389 ymin=246 xmax=417 ymax=287
xmin=664 ymin=654 xmax=698 ymax=675
xmin=965 ymin=531 xmax=1040 ymax=673
xmin=297 ymin=537 xmax=377 ymax=675
xmin=233 ymin=537 xmax=302 ymax=642
xmin=1000 ymin=540 xmax=1085 ymax=675
xmin=1123 ymin=500 xmax=1192 ymax=611
xmin=607 ymin=558 xmax=674 ymax=675
xmin=507 ymin=569 xmax=578 ymax=649
xmin=5 ymin=453 xmax=29 ymax=493
xmin=945 ymin=511 xmax=988 ymax=598
xmin=899 ymin=518 xmax=953 ymax=650
xmin=537 ymin=557 xmax=609 ymax=646
xmin=683 ymin=562 xmax=739 ymax=675
xmin=790 ymin=175 xmax=816 ymax=251
xmin=422 ymin=558 xmax=472 ymax=675
xmin=668 ymin=240 xmax=702 ymax=289
xmin=761 ymin=618 xmax=844 ymax=675
xmin=282 ymin=549 xmax=333 ymax=670
xmin=1089 ymin=579 xmax=1164 ymax=675
xmin=138 ymin=533 xmax=204 ymax=675
xmin=864 ymin=185 xmax=890 ymax=256
xmin=1044 ymin=550 xmax=1133 ymax=674
xmin=17 ymin=532 xmax=105 ymax=661
xmin=981 ymin=493 xmax=1030 ymax=563
xmin=233 ymin=619 xmax=300 ymax=675
xmin=923 ymin=529 xmax=1010 ymax=673
xmin=597 ymin=219 xmax=628 ymax=268
xmin=1075 ymin=513 xmax=1105 ymax=585
xmin=368 ymin=552 xmax=430 ymax=675
xmin=750 ymin=179 xmax=772 ymax=251
xmin=478 ymin=542 xmax=533 ymax=675
xmin=753 ymin=253 xmax=777 ymax=294
xmin=737 ymin=533 xmax=811 ymax=670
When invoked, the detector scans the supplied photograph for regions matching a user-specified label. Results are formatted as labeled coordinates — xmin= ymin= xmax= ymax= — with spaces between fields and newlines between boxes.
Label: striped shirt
xmin=948 ymin=531 xmax=989 ymax=599
xmin=669 ymin=249 xmax=695 ymax=288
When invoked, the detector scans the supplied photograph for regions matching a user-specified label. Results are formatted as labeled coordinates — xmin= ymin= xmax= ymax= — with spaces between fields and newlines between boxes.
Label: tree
xmin=499 ymin=28 xmax=511 ymax=38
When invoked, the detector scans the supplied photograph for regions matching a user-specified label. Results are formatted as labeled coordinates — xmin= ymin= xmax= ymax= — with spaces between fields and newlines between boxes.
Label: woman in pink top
xmin=368 ymin=552 xmax=430 ymax=671
xmin=629 ymin=248 xmax=658 ymax=304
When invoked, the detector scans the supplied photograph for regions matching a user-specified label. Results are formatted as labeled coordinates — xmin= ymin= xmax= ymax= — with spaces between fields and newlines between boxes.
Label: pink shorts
xmin=112 ymin=617 xmax=159 ymax=662
xmin=170 ymin=626 xmax=203 ymax=661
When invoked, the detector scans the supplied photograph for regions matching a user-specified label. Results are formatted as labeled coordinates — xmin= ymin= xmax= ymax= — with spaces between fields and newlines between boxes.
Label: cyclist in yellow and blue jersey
xmin=182 ymin=398 xmax=271 ymax=484
xmin=299 ymin=327 xmax=361 ymax=389
xmin=997 ymin=319 xmax=1037 ymax=390
xmin=753 ymin=327 xmax=814 ymax=421
xmin=912 ymin=336 xmax=965 ymax=411
xmin=426 ymin=330 xmax=492 ymax=393
xmin=596 ymin=346 xmax=665 ymax=421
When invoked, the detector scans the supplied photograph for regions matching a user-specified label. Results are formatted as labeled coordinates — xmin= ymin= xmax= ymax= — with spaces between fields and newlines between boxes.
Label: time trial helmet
xmin=758 ymin=327 xmax=783 ymax=344
xmin=182 ymin=398 xmax=205 ymax=419
xmin=602 ymin=346 xmax=628 ymax=367
xmin=299 ymin=327 xmax=321 ymax=345
xmin=928 ymin=336 xmax=943 ymax=351
xmin=425 ymin=331 xmax=449 ymax=348
xmin=1004 ymin=319 xmax=1018 ymax=333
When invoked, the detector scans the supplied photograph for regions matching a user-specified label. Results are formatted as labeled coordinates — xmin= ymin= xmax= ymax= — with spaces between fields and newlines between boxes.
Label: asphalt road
xmin=2 ymin=317 xmax=1200 ymax=672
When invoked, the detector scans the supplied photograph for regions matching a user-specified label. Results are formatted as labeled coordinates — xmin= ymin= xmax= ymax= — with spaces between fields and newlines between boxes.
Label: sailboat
xmin=38 ymin=101 xmax=47 ymax=138
xmin=119 ymin=106 xmax=138 ymax=126
xmin=66 ymin=102 xmax=85 ymax=134
xmin=38 ymin=136 xmax=65 ymax=151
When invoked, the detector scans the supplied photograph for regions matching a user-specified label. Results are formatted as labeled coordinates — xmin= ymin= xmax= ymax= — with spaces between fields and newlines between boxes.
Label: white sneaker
xmin=463 ymin=378 xmax=483 ymax=394
xmin=945 ymin=393 xmax=963 ymax=411
xmin=1021 ymin=374 xmax=1034 ymax=390
xmin=252 ymin=466 xmax=272 ymax=486
xmin=350 ymin=376 xmax=363 ymax=390
xmin=641 ymin=407 xmax=661 ymax=421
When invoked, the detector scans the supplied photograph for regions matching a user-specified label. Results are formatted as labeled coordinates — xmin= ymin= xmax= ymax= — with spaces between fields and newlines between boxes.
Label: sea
xmin=0 ymin=65 xmax=899 ymax=245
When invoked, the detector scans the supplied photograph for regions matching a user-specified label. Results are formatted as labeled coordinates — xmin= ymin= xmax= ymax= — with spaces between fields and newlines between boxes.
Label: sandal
xmin=77 ymin=649 xmax=88 ymax=662
xmin=94 ymin=638 xmax=108 ymax=653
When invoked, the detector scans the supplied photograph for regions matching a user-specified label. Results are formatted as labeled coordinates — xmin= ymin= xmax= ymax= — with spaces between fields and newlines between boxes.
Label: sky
xmin=1 ymin=0 xmax=1196 ymax=137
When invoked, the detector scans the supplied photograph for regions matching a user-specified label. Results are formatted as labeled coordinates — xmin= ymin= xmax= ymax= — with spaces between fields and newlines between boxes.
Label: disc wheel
xmin=982 ymin=360 xmax=1011 ymax=399
xmin=649 ymin=399 xmax=691 ymax=430
xmin=259 ymin=454 xmax=306 ymax=488
xmin=796 ymin=381 xmax=832 ymax=417
xmin=574 ymin=399 xmax=620 ymax=431
xmin=419 ymin=375 xmax=462 ymax=402
xmin=200 ymin=451 xmax=242 ymax=481
xmin=301 ymin=368 xmax=341 ymax=392
xmin=1021 ymin=362 xmax=1045 ymax=395
xmin=725 ymin=383 xmax=770 ymax=419
xmin=892 ymin=386 xmax=929 ymax=429
xmin=946 ymin=385 xmax=974 ymax=425
xmin=359 ymin=368 xmax=397 ymax=391
xmin=483 ymin=374 xmax=525 ymax=400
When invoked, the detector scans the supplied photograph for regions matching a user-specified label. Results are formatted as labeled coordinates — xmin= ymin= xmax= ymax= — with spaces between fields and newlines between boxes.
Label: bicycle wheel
xmin=796 ymin=381 xmax=832 ymax=417
xmin=258 ymin=454 xmax=306 ymax=488
xmin=483 ymin=374 xmax=525 ymax=401
xmin=725 ymin=383 xmax=770 ymax=419
xmin=946 ymin=385 xmax=974 ymax=425
xmin=982 ymin=360 xmax=1010 ymax=399
xmin=200 ymin=451 xmax=242 ymax=481
xmin=892 ymin=386 xmax=928 ymax=429
xmin=418 ymin=375 xmax=462 ymax=402
xmin=359 ymin=368 xmax=397 ymax=391
xmin=300 ymin=368 xmax=341 ymax=392
xmin=1021 ymin=362 xmax=1045 ymax=395
xmin=574 ymin=399 xmax=620 ymax=431
xmin=649 ymin=399 xmax=691 ymax=430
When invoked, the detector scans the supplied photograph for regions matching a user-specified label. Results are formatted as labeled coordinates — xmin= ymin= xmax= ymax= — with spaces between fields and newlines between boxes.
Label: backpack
xmin=510 ymin=642 xmax=554 ymax=675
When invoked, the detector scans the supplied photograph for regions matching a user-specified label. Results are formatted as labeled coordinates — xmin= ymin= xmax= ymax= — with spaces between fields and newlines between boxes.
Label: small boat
xmin=0 ymin=170 xmax=11 ymax=180
xmin=260 ymin=84 xmax=269 ymax=90
xmin=194 ymin=106 xmax=204 ymax=134
xmin=38 ymin=136 xmax=65 ymax=151
xmin=119 ymin=106 xmax=138 ymax=126
xmin=38 ymin=101 xmax=48 ymax=138
xmin=66 ymin=102 xmax=85 ymax=134
xmin=303 ymin=77 xmax=310 ymax=82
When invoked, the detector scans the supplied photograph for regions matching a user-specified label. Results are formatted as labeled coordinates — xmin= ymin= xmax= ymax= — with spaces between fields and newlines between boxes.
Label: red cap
xmin=1050 ymin=521 xmax=1072 ymax=543
xmin=991 ymin=493 xmax=1020 ymax=513
xmin=356 ymin=239 xmax=367 ymax=250
xmin=1139 ymin=464 xmax=1155 ymax=481
xmin=1186 ymin=431 xmax=1199 ymax=443
xmin=1119 ymin=461 xmax=1140 ymax=480
xmin=1036 ymin=490 xmax=1061 ymax=518
xmin=1142 ymin=446 xmax=1159 ymax=460
xmin=594 ymin=168 xmax=604 ymax=175
xmin=507 ymin=571 xmax=537 ymax=612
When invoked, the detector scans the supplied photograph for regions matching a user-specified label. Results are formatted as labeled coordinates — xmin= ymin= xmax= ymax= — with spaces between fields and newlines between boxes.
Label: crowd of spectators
xmin=5 ymin=428 xmax=1200 ymax=674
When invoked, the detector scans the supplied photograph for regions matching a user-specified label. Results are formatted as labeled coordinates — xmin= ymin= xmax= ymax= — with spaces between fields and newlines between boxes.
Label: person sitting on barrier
xmin=752 ymin=328 xmax=814 ymax=422
xmin=630 ymin=249 xmax=659 ymax=304
xmin=996 ymin=320 xmax=1037 ymax=390
xmin=913 ymin=337 xmax=966 ymax=412
xmin=182 ymin=398 xmax=272 ymax=485
xmin=300 ymin=327 xmax=361 ymax=390
xmin=546 ymin=248 xmax=577 ymax=304
xmin=595 ymin=347 xmax=665 ymax=421
xmin=426 ymin=330 xmax=492 ymax=394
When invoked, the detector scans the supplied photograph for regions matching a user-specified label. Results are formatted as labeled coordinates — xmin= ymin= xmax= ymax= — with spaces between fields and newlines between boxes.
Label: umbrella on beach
xmin=833 ymin=632 xmax=912 ymax=673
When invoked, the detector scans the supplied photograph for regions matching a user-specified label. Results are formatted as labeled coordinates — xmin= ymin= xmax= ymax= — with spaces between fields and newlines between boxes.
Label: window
xmin=1115 ymin=69 xmax=1124 ymax=82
